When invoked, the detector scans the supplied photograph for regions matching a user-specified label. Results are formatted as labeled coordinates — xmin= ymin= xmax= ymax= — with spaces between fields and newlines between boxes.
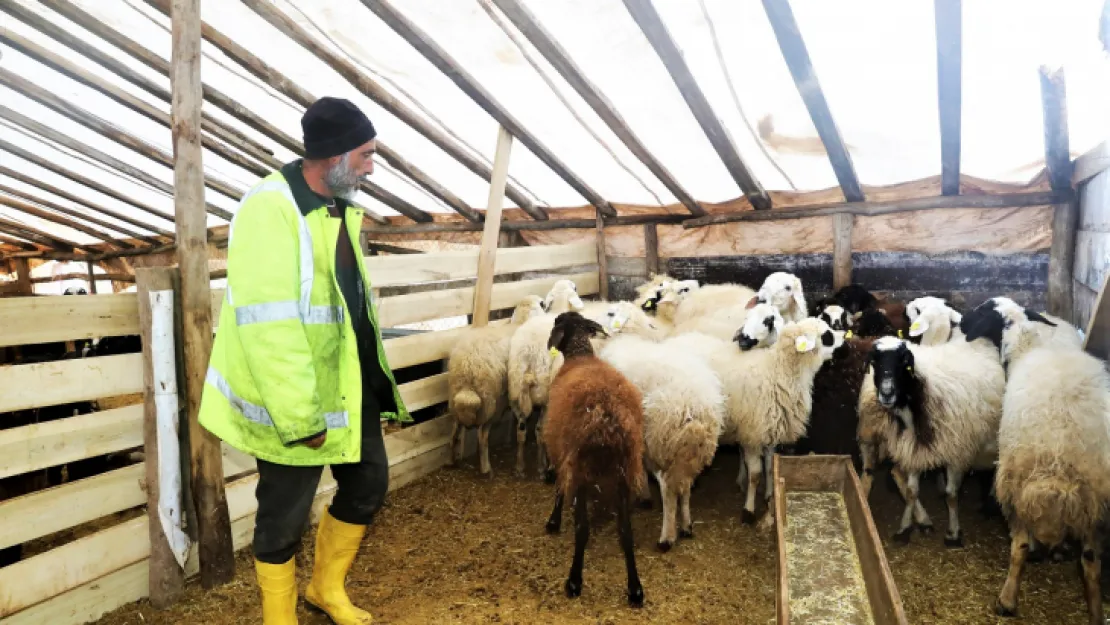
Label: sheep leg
xmin=741 ymin=446 xmax=762 ymax=525
xmin=859 ymin=441 xmax=878 ymax=495
xmin=735 ymin=447 xmax=747 ymax=488
xmin=762 ymin=447 xmax=775 ymax=503
xmin=893 ymin=471 xmax=919 ymax=544
xmin=565 ymin=488 xmax=589 ymax=599
xmin=943 ymin=467 xmax=965 ymax=547
xmin=449 ymin=420 xmax=464 ymax=466
xmin=477 ymin=421 xmax=493 ymax=477
xmin=617 ymin=482 xmax=645 ymax=608
xmin=891 ymin=467 xmax=933 ymax=533
xmin=655 ymin=471 xmax=677 ymax=552
xmin=536 ymin=408 xmax=551 ymax=481
xmin=636 ymin=466 xmax=653 ymax=510
xmin=995 ymin=527 xmax=1030 ymax=617
xmin=514 ymin=412 xmax=529 ymax=477
xmin=679 ymin=488 xmax=693 ymax=539
xmin=546 ymin=491 xmax=564 ymax=534
xmin=1080 ymin=535 xmax=1104 ymax=625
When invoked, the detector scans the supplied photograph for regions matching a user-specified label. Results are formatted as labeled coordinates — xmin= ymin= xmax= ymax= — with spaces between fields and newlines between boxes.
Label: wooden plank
xmin=683 ymin=190 xmax=1068 ymax=227
xmin=0 ymin=405 xmax=143 ymax=479
xmin=842 ymin=460 xmax=910 ymax=624
xmin=1040 ymin=67 xmax=1073 ymax=192
xmin=382 ymin=321 xmax=507 ymax=369
xmin=1083 ymin=271 xmax=1110 ymax=360
xmin=397 ymin=373 xmax=449 ymax=413
xmin=136 ymin=267 xmax=185 ymax=607
xmin=0 ymin=354 xmax=143 ymax=413
xmin=12 ymin=257 xmax=31 ymax=295
xmin=1072 ymin=230 xmax=1110 ymax=292
xmin=832 ymin=213 xmax=853 ymax=290
xmin=934 ymin=0 xmax=962 ymax=196
xmin=596 ymin=213 xmax=610 ymax=300
xmin=761 ymin=0 xmax=864 ymax=202
xmin=365 ymin=241 xmax=597 ymax=287
xmin=1048 ymin=200 xmax=1079 ymax=320
xmin=31 ymin=272 xmax=134 ymax=285
xmin=621 ymin=0 xmax=769 ymax=210
xmin=171 ymin=0 xmax=234 ymax=588
xmin=0 ymin=293 xmax=140 ymax=347
xmin=376 ymin=272 xmax=599 ymax=328
xmin=773 ymin=454 xmax=789 ymax=625
xmin=363 ymin=213 xmax=690 ymax=235
xmin=473 ymin=126 xmax=514 ymax=326
xmin=644 ymin=224 xmax=660 ymax=275
xmin=360 ymin=0 xmax=614 ymax=217
xmin=492 ymin=0 xmax=703 ymax=216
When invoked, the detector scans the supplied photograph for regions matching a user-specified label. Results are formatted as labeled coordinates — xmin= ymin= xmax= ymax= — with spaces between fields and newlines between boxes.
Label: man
xmin=199 ymin=97 xmax=410 ymax=625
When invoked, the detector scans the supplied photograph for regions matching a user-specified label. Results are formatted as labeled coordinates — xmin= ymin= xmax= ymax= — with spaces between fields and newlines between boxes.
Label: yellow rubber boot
xmin=254 ymin=557 xmax=299 ymax=625
xmin=305 ymin=509 xmax=373 ymax=625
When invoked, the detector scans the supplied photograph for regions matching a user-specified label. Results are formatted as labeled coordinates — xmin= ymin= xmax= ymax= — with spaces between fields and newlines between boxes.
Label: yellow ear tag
xmin=906 ymin=366 xmax=913 ymax=372
xmin=644 ymin=299 xmax=654 ymax=309
xmin=844 ymin=330 xmax=853 ymax=339
xmin=897 ymin=329 xmax=904 ymax=338
xmin=910 ymin=320 xmax=921 ymax=332
xmin=795 ymin=335 xmax=810 ymax=352
xmin=549 ymin=346 xmax=560 ymax=358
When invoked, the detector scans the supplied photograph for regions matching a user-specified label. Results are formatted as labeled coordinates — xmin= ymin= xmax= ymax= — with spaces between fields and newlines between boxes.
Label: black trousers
xmin=252 ymin=409 xmax=389 ymax=564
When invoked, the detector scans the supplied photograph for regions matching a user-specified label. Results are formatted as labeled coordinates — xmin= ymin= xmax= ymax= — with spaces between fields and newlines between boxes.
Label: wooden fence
xmin=0 ymin=241 xmax=599 ymax=624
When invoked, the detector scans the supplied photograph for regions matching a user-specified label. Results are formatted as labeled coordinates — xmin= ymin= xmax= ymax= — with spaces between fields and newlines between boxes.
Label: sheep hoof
xmin=564 ymin=577 xmax=582 ymax=598
xmin=893 ymin=528 xmax=913 ymax=545
xmin=994 ymin=599 xmax=1017 ymax=617
xmin=637 ymin=499 xmax=653 ymax=510
xmin=944 ymin=531 xmax=964 ymax=549
xmin=916 ymin=522 xmax=935 ymax=535
xmin=543 ymin=468 xmax=556 ymax=484
xmin=656 ymin=540 xmax=673 ymax=553
xmin=545 ymin=519 xmax=561 ymax=535
xmin=627 ymin=585 xmax=644 ymax=608
xmin=679 ymin=528 xmax=694 ymax=540
xmin=740 ymin=509 xmax=757 ymax=525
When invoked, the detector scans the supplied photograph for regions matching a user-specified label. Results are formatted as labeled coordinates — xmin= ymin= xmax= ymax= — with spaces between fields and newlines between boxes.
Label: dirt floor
xmin=92 ymin=448 xmax=1104 ymax=625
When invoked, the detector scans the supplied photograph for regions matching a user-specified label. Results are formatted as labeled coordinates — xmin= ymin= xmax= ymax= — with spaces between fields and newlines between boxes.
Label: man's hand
xmin=301 ymin=432 xmax=327 ymax=449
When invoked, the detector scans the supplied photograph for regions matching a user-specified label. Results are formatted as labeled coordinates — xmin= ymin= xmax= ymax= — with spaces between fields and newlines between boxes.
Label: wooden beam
xmin=0 ymin=214 xmax=83 ymax=251
xmin=472 ymin=127 xmax=514 ymax=326
xmin=0 ymin=193 xmax=128 ymax=248
xmin=832 ymin=213 xmax=853 ymax=290
xmin=934 ymin=0 xmax=962 ymax=196
xmin=1040 ymin=68 xmax=1075 ymax=321
xmin=171 ymin=0 xmax=234 ymax=588
xmin=0 ymin=158 xmax=172 ymax=238
xmin=366 ymin=242 xmax=424 ymax=255
xmin=682 ymin=190 xmax=1068 ymax=227
xmin=761 ymin=0 xmax=864 ymax=202
xmin=0 ymin=69 xmax=239 ymax=218
xmin=0 ymin=233 xmax=37 ymax=251
xmin=360 ymin=0 xmax=615 ymax=217
xmin=0 ymin=181 xmax=141 ymax=245
xmin=1048 ymin=199 xmax=1079 ymax=321
xmin=620 ymin=0 xmax=769 ymax=210
xmin=30 ymin=271 xmax=134 ymax=284
xmin=363 ymin=213 xmax=689 ymax=234
xmin=596 ymin=212 xmax=609 ymax=300
xmin=12 ymin=257 xmax=31 ymax=294
xmin=643 ymin=223 xmax=660 ymax=275
xmin=1039 ymin=67 xmax=1073 ymax=192
xmin=377 ymin=146 xmax=482 ymax=222
xmin=492 ymin=0 xmax=703 ymax=216
xmin=87 ymin=261 xmax=97 ymax=293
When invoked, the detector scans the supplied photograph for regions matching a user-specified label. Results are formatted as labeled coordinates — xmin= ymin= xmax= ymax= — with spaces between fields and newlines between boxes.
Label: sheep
xmin=507 ymin=280 xmax=585 ymax=477
xmin=754 ymin=271 xmax=807 ymax=323
xmin=598 ymin=300 xmax=671 ymax=343
xmin=670 ymin=281 xmax=755 ymax=328
xmin=858 ymin=334 xmax=1005 ymax=547
xmin=542 ymin=312 xmax=646 ymax=607
xmin=825 ymin=283 xmax=879 ymax=316
xmin=599 ymin=333 xmax=725 ymax=551
xmin=960 ymin=298 xmax=1110 ymax=623
xmin=906 ymin=297 xmax=963 ymax=345
xmin=447 ymin=295 xmax=546 ymax=476
xmin=730 ymin=302 xmax=785 ymax=350
xmin=815 ymin=303 xmax=852 ymax=332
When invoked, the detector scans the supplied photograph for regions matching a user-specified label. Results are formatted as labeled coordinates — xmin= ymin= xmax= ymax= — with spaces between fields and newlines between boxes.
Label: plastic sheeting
xmin=0 ymin=0 xmax=1108 ymax=246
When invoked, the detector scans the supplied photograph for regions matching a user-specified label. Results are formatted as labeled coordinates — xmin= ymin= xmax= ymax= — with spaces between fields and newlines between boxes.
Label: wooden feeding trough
xmin=773 ymin=454 xmax=909 ymax=625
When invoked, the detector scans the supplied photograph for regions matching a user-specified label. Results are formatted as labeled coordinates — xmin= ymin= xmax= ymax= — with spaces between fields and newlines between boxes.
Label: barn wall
xmin=1074 ymin=171 xmax=1110 ymax=332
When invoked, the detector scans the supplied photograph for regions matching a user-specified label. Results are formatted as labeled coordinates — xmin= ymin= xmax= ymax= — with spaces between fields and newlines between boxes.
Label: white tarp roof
xmin=1 ymin=0 xmax=1109 ymax=246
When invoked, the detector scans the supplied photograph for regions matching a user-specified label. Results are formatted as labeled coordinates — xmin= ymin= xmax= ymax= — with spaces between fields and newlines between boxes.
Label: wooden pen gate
xmin=0 ymin=240 xmax=598 ymax=624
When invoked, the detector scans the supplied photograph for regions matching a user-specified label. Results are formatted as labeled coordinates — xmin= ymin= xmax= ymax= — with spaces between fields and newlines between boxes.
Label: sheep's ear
xmin=794 ymin=332 xmax=817 ymax=353
xmin=586 ymin=318 xmax=608 ymax=338
xmin=908 ymin=316 xmax=929 ymax=337
xmin=547 ymin=325 xmax=566 ymax=350
xmin=1025 ymin=310 xmax=1057 ymax=327
xmin=948 ymin=309 xmax=963 ymax=325
xmin=745 ymin=295 xmax=759 ymax=310
xmin=792 ymin=279 xmax=806 ymax=315
xmin=569 ymin=294 xmax=585 ymax=311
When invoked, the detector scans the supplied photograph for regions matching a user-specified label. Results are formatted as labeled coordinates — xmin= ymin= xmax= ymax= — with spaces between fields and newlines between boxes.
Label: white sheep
xmin=755 ymin=271 xmax=807 ymax=323
xmin=600 ymin=333 xmax=725 ymax=551
xmin=447 ymin=295 xmax=545 ymax=476
xmin=858 ymin=334 xmax=1004 ymax=547
xmin=507 ymin=280 xmax=585 ymax=478
xmin=961 ymin=297 xmax=1110 ymax=622
xmin=729 ymin=302 xmax=785 ymax=350
xmin=671 ymin=281 xmax=757 ymax=328
xmin=906 ymin=297 xmax=963 ymax=345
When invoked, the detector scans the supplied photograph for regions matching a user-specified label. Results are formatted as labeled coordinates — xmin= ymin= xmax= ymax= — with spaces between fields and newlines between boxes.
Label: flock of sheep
xmin=444 ymin=271 xmax=1110 ymax=622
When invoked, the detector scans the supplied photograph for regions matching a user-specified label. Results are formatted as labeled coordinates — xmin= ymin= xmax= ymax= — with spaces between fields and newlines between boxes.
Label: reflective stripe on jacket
xmin=199 ymin=165 xmax=410 ymax=466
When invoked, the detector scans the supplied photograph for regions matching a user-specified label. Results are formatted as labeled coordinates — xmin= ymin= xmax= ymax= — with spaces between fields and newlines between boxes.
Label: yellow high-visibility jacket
xmin=199 ymin=161 xmax=409 ymax=466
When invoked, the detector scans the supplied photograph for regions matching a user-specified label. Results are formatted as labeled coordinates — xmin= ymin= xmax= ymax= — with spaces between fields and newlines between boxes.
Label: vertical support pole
xmin=358 ymin=230 xmax=371 ymax=256
xmin=87 ymin=261 xmax=97 ymax=294
xmin=832 ymin=213 xmax=853 ymax=291
xmin=137 ymin=267 xmax=187 ymax=608
xmin=1041 ymin=67 xmax=1076 ymax=321
xmin=472 ymin=126 xmax=513 ymax=327
xmin=1049 ymin=198 xmax=1079 ymax=321
xmin=171 ymin=0 xmax=234 ymax=587
xmin=643 ymin=223 xmax=660 ymax=276
xmin=12 ymin=257 xmax=32 ymax=295
xmin=596 ymin=213 xmax=609 ymax=300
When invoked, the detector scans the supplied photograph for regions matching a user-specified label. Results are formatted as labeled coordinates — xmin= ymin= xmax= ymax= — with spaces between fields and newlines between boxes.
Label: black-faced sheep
xmin=731 ymin=302 xmax=785 ymax=350
xmin=961 ymin=297 xmax=1109 ymax=624
xmin=542 ymin=312 xmax=645 ymax=607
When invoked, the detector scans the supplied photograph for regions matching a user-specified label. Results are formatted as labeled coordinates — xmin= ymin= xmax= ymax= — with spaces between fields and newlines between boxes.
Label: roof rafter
xmin=360 ymin=0 xmax=616 ymax=218
xmin=935 ymin=0 xmax=962 ymax=196
xmin=0 ymin=182 xmax=142 ymax=245
xmin=621 ymin=0 xmax=771 ymax=210
xmin=490 ymin=0 xmax=704 ymax=217
xmin=761 ymin=0 xmax=864 ymax=202
xmin=0 ymin=192 xmax=127 ymax=248
xmin=0 ymin=214 xmax=87 ymax=252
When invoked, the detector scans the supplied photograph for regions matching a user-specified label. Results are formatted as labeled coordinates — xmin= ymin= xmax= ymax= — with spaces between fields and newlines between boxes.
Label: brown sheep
xmin=542 ymin=312 xmax=646 ymax=608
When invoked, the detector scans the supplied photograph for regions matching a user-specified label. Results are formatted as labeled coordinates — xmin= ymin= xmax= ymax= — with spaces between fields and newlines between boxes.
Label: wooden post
xmin=12 ymin=257 xmax=32 ymax=295
xmin=87 ymin=261 xmax=97 ymax=294
xmin=1041 ymin=67 xmax=1076 ymax=321
xmin=644 ymin=223 xmax=660 ymax=276
xmin=171 ymin=0 xmax=234 ymax=587
xmin=934 ymin=0 xmax=962 ymax=196
xmin=832 ymin=213 xmax=853 ymax=291
xmin=1049 ymin=199 xmax=1079 ymax=321
xmin=472 ymin=126 xmax=514 ymax=327
xmin=596 ymin=214 xmax=610 ymax=301
xmin=137 ymin=267 xmax=186 ymax=608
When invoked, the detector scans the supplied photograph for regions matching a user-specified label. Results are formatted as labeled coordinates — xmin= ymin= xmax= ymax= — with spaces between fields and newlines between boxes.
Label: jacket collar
xmin=281 ymin=159 xmax=349 ymax=217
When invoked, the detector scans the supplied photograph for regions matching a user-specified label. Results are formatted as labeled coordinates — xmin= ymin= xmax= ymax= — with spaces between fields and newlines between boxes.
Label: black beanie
xmin=301 ymin=97 xmax=377 ymax=160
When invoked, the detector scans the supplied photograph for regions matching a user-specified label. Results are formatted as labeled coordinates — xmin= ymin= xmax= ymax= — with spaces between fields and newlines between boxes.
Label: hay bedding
xmin=91 ymin=452 xmax=1101 ymax=625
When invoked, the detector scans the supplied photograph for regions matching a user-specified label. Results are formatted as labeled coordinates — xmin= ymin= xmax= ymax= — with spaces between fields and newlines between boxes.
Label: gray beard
xmin=324 ymin=156 xmax=360 ymax=199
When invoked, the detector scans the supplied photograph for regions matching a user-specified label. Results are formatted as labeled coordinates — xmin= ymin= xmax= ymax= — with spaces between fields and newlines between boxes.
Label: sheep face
xmin=543 ymin=280 xmax=584 ymax=313
xmin=779 ymin=317 xmax=841 ymax=363
xmin=818 ymin=304 xmax=851 ymax=333
xmin=603 ymin=301 xmax=660 ymax=338
xmin=548 ymin=311 xmax=608 ymax=357
xmin=960 ymin=297 xmax=1056 ymax=360
xmin=734 ymin=303 xmax=784 ymax=350
xmin=511 ymin=295 xmax=546 ymax=324
xmin=906 ymin=296 xmax=949 ymax=322
xmin=906 ymin=299 xmax=962 ymax=344
xmin=757 ymin=272 xmax=805 ymax=318
xmin=634 ymin=273 xmax=674 ymax=311
xmin=868 ymin=337 xmax=916 ymax=410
